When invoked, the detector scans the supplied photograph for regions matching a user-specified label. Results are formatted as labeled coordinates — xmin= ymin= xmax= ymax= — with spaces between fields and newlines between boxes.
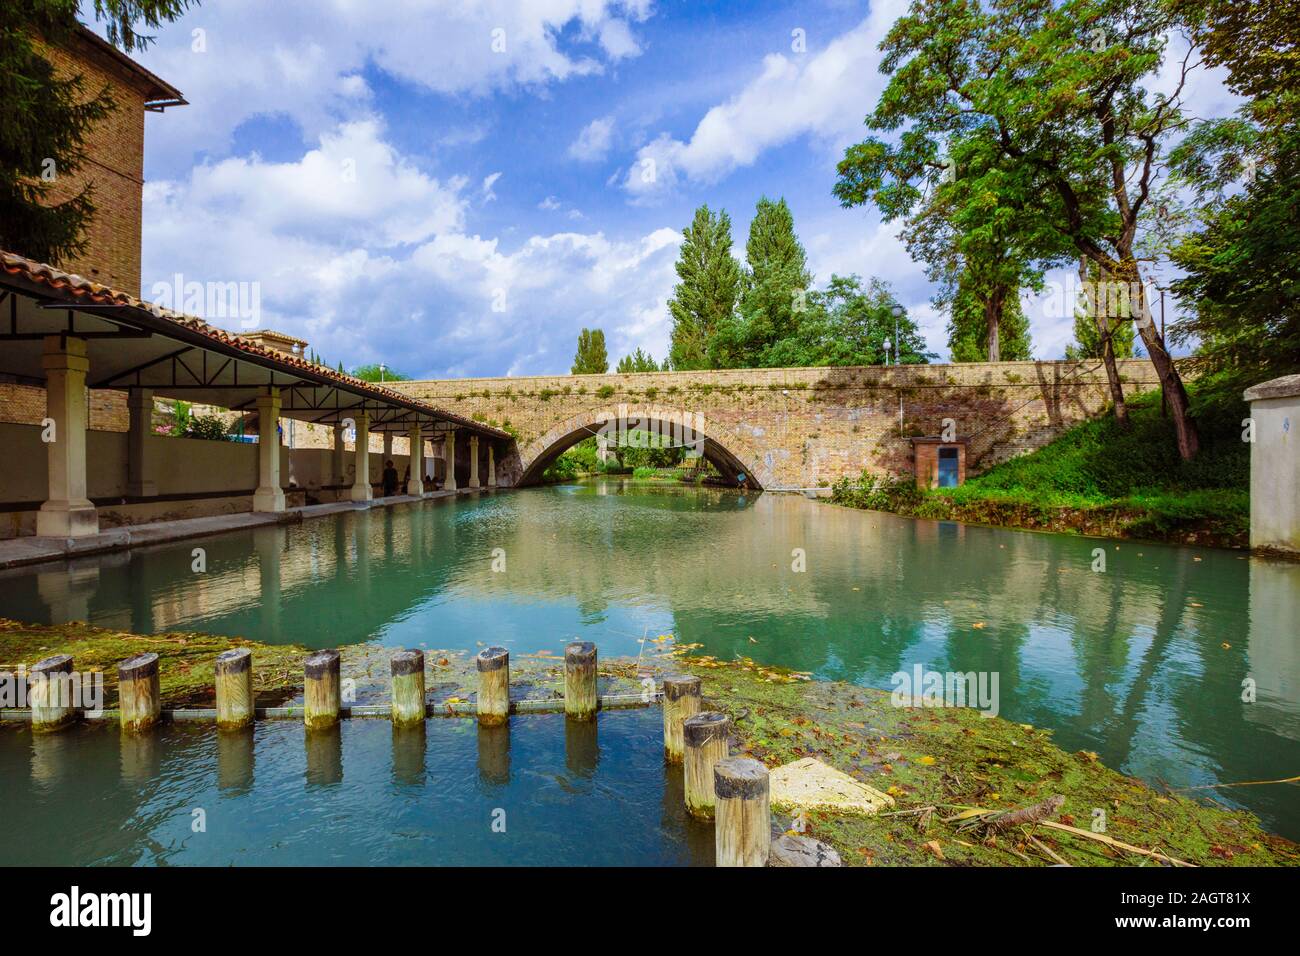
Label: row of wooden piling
xmin=661 ymin=674 xmax=772 ymax=868
xmin=27 ymin=644 xmax=769 ymax=866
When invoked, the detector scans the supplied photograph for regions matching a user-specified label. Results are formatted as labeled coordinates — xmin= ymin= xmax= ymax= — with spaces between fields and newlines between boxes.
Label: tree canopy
xmin=571 ymin=327 xmax=609 ymax=374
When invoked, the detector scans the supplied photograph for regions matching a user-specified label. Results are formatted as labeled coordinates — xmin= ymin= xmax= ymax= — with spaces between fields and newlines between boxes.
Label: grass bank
xmin=2 ymin=620 xmax=1293 ymax=866
xmin=831 ymin=375 xmax=1251 ymax=547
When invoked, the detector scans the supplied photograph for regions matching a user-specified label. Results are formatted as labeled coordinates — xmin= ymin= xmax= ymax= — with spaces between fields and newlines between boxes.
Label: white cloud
xmin=568 ymin=116 xmax=616 ymax=162
xmin=538 ymin=195 xmax=563 ymax=211
xmin=132 ymin=0 xmax=655 ymax=167
xmin=142 ymin=121 xmax=681 ymax=377
xmin=624 ymin=2 xmax=907 ymax=199
xmin=481 ymin=171 xmax=503 ymax=202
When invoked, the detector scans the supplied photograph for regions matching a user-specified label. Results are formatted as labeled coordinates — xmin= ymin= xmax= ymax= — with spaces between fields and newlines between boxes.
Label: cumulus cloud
xmin=568 ymin=116 xmax=616 ymax=162
xmin=624 ymin=1 xmax=906 ymax=199
xmin=130 ymin=0 xmax=655 ymax=168
xmin=142 ymin=121 xmax=680 ymax=377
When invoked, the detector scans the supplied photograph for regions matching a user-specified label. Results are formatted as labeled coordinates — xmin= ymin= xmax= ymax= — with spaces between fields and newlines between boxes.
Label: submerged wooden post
xmin=714 ymin=757 xmax=771 ymax=867
xmin=118 ymin=653 xmax=160 ymax=734
xmin=30 ymin=654 xmax=77 ymax=733
xmin=214 ymin=648 xmax=254 ymax=731
xmin=683 ymin=711 xmax=730 ymax=819
xmin=661 ymin=674 xmax=701 ymax=763
xmin=564 ymin=641 xmax=598 ymax=721
xmin=304 ymin=650 xmax=341 ymax=731
xmin=390 ymin=649 xmax=426 ymax=727
xmin=476 ymin=646 xmax=510 ymax=726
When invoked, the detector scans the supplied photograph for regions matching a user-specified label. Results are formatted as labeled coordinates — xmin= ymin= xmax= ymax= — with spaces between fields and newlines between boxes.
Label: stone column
xmin=332 ymin=422 xmax=346 ymax=486
xmin=37 ymin=336 xmax=98 ymax=537
xmin=351 ymin=410 xmax=372 ymax=501
xmin=443 ymin=430 xmax=457 ymax=491
xmin=126 ymin=387 xmax=157 ymax=497
xmin=407 ymin=426 xmax=424 ymax=495
xmin=1244 ymin=375 xmax=1300 ymax=553
xmin=383 ymin=430 xmax=393 ymax=461
xmin=253 ymin=388 xmax=285 ymax=512
xmin=487 ymin=444 xmax=496 ymax=488
xmin=468 ymin=434 xmax=480 ymax=488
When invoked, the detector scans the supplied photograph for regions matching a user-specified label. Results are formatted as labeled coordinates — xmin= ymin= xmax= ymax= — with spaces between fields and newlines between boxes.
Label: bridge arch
xmin=514 ymin=406 xmax=774 ymax=490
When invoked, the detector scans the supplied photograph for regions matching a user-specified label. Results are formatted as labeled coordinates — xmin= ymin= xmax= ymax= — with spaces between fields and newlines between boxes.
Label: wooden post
xmin=118 ymin=653 xmax=160 ymax=733
xmin=714 ymin=757 xmax=771 ymax=867
xmin=661 ymin=674 xmax=701 ymax=763
xmin=476 ymin=646 xmax=509 ymax=726
xmin=30 ymin=654 xmax=77 ymax=733
xmin=214 ymin=648 xmax=254 ymax=731
xmin=304 ymin=650 xmax=341 ymax=731
xmin=390 ymin=649 xmax=426 ymax=727
xmin=683 ymin=711 xmax=730 ymax=819
xmin=564 ymin=641 xmax=598 ymax=721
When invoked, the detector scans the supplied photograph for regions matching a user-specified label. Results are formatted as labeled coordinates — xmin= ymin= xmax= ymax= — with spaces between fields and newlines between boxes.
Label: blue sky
xmin=97 ymin=0 xmax=1235 ymax=378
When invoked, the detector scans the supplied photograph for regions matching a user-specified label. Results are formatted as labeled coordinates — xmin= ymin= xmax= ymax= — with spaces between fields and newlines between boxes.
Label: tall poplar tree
xmin=571 ymin=328 xmax=609 ymax=374
xmin=666 ymin=204 xmax=740 ymax=371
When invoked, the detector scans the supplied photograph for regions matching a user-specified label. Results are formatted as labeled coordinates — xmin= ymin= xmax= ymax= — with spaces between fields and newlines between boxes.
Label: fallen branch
xmin=1168 ymin=773 xmax=1300 ymax=793
xmin=1038 ymin=821 xmax=1195 ymax=867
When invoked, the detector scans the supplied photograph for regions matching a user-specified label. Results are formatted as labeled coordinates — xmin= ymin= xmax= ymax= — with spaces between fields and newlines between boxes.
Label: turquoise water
xmin=0 ymin=709 xmax=713 ymax=866
xmin=1 ymin=479 xmax=1297 ymax=848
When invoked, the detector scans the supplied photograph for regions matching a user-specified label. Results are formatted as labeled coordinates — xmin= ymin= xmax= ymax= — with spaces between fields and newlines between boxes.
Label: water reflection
xmin=0 ymin=480 xmax=1297 ymax=837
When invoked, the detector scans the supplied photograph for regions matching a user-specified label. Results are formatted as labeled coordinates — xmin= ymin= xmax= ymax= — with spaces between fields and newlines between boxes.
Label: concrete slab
xmin=768 ymin=757 xmax=894 ymax=815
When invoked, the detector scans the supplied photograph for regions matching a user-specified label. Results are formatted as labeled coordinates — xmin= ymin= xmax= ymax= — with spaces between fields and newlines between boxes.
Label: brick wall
xmin=31 ymin=32 xmax=150 ymax=295
xmin=394 ymin=359 xmax=1162 ymax=490
xmin=0 ymin=383 xmax=128 ymax=431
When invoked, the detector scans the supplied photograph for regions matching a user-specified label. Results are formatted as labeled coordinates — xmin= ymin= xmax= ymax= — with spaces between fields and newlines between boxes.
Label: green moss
xmin=0 ymin=618 xmax=306 ymax=709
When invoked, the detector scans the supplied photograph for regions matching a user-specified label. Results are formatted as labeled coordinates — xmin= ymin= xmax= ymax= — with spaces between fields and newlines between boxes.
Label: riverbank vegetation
xmin=832 ymin=375 xmax=1250 ymax=547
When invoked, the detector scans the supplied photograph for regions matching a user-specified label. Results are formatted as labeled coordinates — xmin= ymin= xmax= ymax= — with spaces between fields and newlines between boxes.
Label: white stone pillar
xmin=332 ymin=422 xmax=346 ymax=486
xmin=253 ymin=388 xmax=285 ymax=513
xmin=408 ymin=426 xmax=424 ymax=495
xmin=1244 ymin=375 xmax=1300 ymax=553
xmin=351 ymin=410 xmax=373 ymax=501
xmin=126 ymin=387 xmax=157 ymax=497
xmin=597 ymin=433 xmax=610 ymax=463
xmin=443 ymin=430 xmax=457 ymax=491
xmin=487 ymin=444 xmax=496 ymax=488
xmin=468 ymin=434 xmax=480 ymax=488
xmin=37 ymin=336 xmax=98 ymax=537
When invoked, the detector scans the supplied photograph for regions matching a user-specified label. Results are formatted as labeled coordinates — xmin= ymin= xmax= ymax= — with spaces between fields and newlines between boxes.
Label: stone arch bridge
xmin=393 ymin=360 xmax=1158 ymax=491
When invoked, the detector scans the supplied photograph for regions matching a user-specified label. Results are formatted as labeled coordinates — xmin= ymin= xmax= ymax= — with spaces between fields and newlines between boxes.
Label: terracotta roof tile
xmin=0 ymin=250 xmax=506 ymax=439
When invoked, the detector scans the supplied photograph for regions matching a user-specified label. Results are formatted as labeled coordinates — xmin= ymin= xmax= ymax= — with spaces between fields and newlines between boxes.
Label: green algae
xmin=0 ymin=618 xmax=306 ymax=710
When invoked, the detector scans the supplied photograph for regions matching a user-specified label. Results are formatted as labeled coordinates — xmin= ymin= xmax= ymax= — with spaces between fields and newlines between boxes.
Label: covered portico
xmin=0 ymin=252 xmax=508 ymax=539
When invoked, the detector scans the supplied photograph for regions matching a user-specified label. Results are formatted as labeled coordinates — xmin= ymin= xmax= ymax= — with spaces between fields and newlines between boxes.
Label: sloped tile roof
xmin=0 ymin=250 xmax=507 ymax=438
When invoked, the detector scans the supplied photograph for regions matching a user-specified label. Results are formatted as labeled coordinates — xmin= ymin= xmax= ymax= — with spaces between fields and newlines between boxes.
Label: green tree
xmin=616 ymin=348 xmax=659 ymax=373
xmin=666 ymin=204 xmax=740 ymax=371
xmin=571 ymin=327 xmax=608 ymax=374
xmin=764 ymin=275 xmax=935 ymax=367
xmin=1164 ymin=0 xmax=1300 ymax=384
xmin=722 ymin=196 xmax=813 ymax=368
xmin=350 ymin=364 xmax=410 ymax=383
xmin=835 ymin=0 xmax=1202 ymax=458
xmin=0 ymin=1 xmax=193 ymax=264
xmin=948 ymin=271 xmax=1033 ymax=362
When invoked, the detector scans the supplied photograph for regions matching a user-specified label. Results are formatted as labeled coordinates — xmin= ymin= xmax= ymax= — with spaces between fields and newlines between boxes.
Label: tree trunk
xmin=1129 ymin=263 xmax=1199 ymax=460
xmin=1080 ymin=258 xmax=1128 ymax=425
xmin=984 ymin=288 xmax=1003 ymax=363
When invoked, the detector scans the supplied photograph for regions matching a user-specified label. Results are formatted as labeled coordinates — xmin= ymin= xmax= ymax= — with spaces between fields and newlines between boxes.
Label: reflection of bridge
xmin=395 ymin=360 xmax=1159 ymax=491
